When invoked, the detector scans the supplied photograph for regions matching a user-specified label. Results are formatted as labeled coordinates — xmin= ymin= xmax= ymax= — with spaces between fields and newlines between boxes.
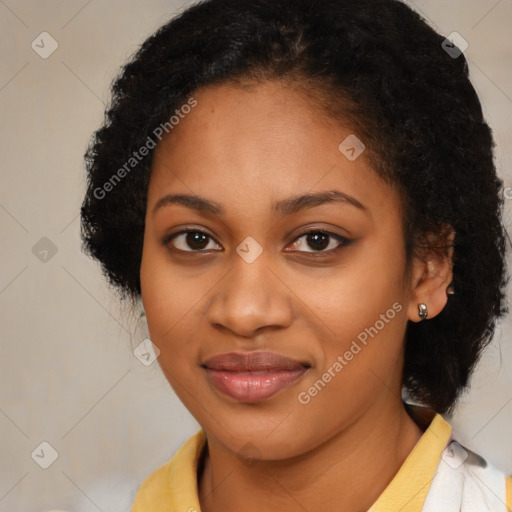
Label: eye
xmin=286 ymin=230 xmax=350 ymax=253
xmin=164 ymin=230 xmax=222 ymax=252
xmin=163 ymin=228 xmax=351 ymax=254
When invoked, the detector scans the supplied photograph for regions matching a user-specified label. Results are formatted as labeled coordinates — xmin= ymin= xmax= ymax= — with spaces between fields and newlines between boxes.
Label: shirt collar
xmin=146 ymin=406 xmax=452 ymax=512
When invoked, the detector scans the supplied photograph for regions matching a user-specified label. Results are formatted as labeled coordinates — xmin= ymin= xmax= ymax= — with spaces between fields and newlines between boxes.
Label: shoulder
xmin=422 ymin=437 xmax=512 ymax=512
xmin=131 ymin=459 xmax=173 ymax=511
xmin=131 ymin=429 xmax=206 ymax=512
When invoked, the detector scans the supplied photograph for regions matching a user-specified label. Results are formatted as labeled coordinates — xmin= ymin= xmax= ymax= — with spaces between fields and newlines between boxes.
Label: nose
xmin=204 ymin=251 xmax=294 ymax=339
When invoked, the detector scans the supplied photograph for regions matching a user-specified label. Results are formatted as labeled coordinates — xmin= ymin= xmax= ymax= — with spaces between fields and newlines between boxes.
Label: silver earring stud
xmin=418 ymin=303 xmax=428 ymax=320
xmin=447 ymin=283 xmax=455 ymax=295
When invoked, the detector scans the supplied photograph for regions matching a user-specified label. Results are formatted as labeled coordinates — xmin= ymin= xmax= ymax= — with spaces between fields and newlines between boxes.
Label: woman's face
xmin=140 ymin=80 xmax=418 ymax=459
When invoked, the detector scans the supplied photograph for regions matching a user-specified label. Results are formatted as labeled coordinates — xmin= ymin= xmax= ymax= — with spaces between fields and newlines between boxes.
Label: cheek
xmin=303 ymin=247 xmax=407 ymax=343
xmin=295 ymin=238 xmax=408 ymax=391
xmin=139 ymin=243 xmax=220 ymax=392
xmin=295 ymin=299 xmax=408 ymax=440
xmin=140 ymin=261 xmax=203 ymax=399
xmin=303 ymin=284 xmax=407 ymax=390
xmin=140 ymin=237 xmax=203 ymax=340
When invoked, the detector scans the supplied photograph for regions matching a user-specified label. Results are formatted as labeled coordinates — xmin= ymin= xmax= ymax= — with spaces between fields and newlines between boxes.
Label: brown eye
xmin=184 ymin=232 xmax=210 ymax=250
xmin=305 ymin=232 xmax=330 ymax=251
xmin=287 ymin=230 xmax=350 ymax=253
xmin=164 ymin=230 xmax=221 ymax=252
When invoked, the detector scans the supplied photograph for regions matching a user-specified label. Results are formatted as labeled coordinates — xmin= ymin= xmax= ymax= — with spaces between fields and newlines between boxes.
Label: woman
xmin=80 ymin=0 xmax=511 ymax=510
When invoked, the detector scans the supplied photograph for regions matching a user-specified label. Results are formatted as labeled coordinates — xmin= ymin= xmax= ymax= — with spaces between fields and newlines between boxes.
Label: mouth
xmin=202 ymin=351 xmax=310 ymax=403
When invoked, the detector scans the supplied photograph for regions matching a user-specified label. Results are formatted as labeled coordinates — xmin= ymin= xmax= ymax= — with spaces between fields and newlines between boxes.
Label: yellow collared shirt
xmin=131 ymin=414 xmax=512 ymax=512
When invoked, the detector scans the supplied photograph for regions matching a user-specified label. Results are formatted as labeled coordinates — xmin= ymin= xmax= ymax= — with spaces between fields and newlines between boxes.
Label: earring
xmin=418 ymin=303 xmax=428 ymax=320
xmin=446 ymin=283 xmax=455 ymax=295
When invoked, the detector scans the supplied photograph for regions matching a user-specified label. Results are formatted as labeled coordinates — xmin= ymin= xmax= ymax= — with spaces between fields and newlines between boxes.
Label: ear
xmin=407 ymin=227 xmax=455 ymax=323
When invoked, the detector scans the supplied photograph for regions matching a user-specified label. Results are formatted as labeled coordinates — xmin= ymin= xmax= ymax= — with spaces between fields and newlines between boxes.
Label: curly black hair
xmin=80 ymin=0 xmax=508 ymax=414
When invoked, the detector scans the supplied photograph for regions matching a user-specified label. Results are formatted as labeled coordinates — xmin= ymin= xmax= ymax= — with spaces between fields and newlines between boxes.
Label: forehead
xmin=148 ymin=80 xmax=398 ymax=220
xmin=153 ymin=80 xmax=336 ymax=168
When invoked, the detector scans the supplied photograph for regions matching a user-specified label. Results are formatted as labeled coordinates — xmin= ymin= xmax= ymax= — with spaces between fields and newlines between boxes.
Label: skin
xmin=139 ymin=80 xmax=453 ymax=512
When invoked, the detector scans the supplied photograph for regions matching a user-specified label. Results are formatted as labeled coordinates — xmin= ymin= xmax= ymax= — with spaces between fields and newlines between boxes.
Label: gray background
xmin=0 ymin=1 xmax=511 ymax=511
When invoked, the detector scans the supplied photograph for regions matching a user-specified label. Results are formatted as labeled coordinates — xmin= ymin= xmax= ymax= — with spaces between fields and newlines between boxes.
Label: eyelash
xmin=162 ymin=228 xmax=351 ymax=255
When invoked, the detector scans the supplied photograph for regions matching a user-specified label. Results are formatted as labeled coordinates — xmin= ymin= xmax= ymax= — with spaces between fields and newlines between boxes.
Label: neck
xmin=198 ymin=400 xmax=425 ymax=512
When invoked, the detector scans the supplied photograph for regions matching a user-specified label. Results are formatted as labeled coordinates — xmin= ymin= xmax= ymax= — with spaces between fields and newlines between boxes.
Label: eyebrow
xmin=152 ymin=189 xmax=366 ymax=217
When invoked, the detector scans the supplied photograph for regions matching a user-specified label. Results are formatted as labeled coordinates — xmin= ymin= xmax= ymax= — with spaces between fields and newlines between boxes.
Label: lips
xmin=202 ymin=351 xmax=310 ymax=403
